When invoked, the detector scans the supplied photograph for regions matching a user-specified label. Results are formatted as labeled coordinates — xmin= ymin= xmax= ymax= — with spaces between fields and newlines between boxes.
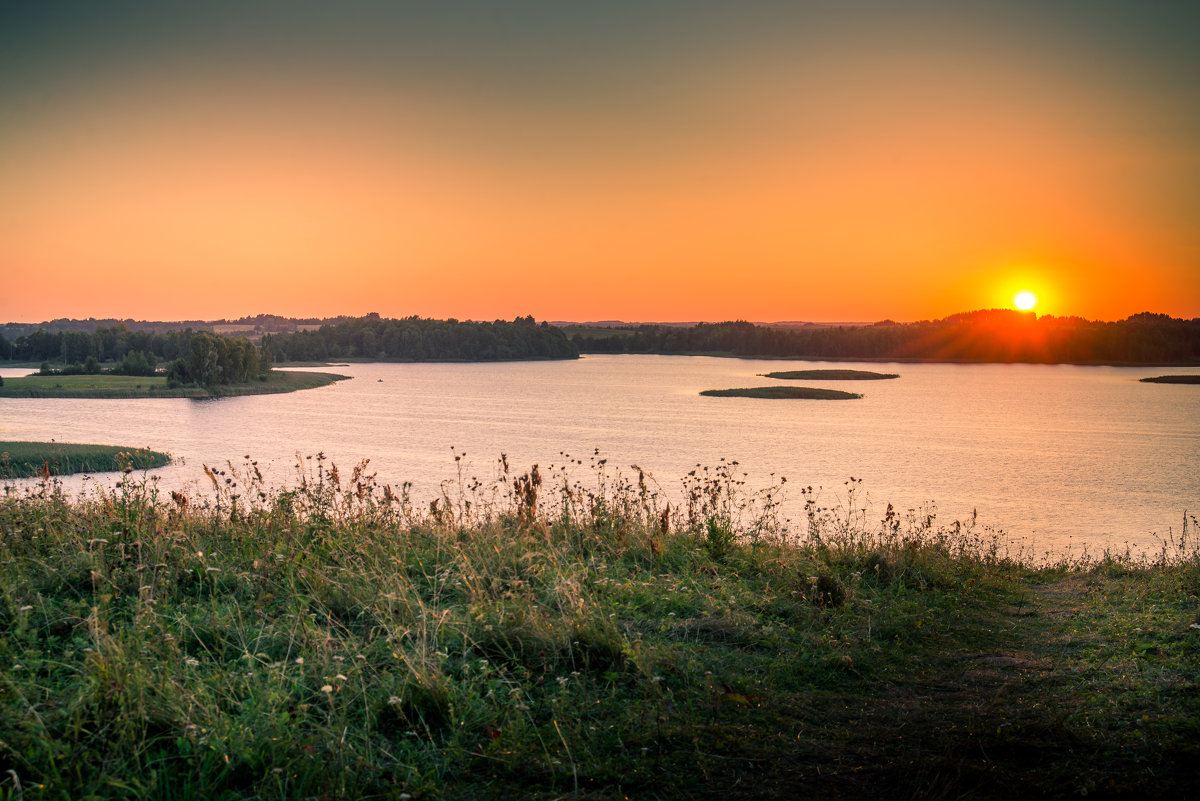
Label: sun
xmin=1013 ymin=291 xmax=1037 ymax=311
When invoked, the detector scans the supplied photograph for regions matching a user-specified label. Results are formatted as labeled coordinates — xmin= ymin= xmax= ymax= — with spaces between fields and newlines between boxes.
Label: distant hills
xmin=0 ymin=313 xmax=358 ymax=340
xmin=565 ymin=310 xmax=1200 ymax=365
xmin=547 ymin=320 xmax=871 ymax=329
xmin=0 ymin=313 xmax=937 ymax=339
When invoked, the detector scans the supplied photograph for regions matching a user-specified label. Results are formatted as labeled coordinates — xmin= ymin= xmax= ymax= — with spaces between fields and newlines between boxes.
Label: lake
xmin=3 ymin=355 xmax=1198 ymax=558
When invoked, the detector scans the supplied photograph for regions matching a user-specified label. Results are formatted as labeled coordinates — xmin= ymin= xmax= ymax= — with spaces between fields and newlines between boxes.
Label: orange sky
xmin=1 ymin=2 xmax=1197 ymax=323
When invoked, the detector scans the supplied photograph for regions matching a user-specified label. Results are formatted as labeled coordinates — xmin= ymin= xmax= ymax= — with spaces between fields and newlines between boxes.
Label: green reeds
xmin=0 ymin=441 xmax=170 ymax=478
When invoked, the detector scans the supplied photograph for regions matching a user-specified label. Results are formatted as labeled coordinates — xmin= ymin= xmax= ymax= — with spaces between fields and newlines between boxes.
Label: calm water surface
xmin=2 ymin=356 xmax=1198 ymax=557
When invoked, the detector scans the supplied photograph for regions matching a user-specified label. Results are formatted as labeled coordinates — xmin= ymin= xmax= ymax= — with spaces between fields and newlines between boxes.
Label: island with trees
xmin=0 ymin=315 xmax=581 ymax=398
xmin=0 ymin=331 xmax=346 ymax=399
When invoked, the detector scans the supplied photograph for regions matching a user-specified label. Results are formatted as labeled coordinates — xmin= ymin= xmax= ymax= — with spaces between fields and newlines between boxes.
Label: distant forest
xmin=0 ymin=315 xmax=579 ymax=364
xmin=3 ymin=311 xmax=1196 ymax=367
xmin=570 ymin=310 xmax=1200 ymax=364
xmin=262 ymin=315 xmax=579 ymax=362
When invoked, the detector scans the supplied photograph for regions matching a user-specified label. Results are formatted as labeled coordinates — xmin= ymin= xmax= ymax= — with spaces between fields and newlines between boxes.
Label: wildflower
xmin=320 ymin=684 xmax=334 ymax=693
xmin=294 ymin=657 xmax=304 ymax=665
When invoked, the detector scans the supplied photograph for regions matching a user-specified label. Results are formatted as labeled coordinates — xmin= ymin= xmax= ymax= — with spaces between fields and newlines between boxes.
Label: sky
xmin=2 ymin=1 xmax=1198 ymax=323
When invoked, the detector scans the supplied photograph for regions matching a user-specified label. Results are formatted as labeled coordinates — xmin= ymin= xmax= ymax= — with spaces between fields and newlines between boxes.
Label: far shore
xmin=594 ymin=351 xmax=1200 ymax=367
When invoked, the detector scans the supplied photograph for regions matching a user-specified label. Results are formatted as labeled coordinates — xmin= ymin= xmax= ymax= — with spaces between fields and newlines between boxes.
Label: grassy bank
xmin=761 ymin=369 xmax=899 ymax=380
xmin=0 ymin=442 xmax=170 ymax=478
xmin=701 ymin=386 xmax=862 ymax=399
xmin=0 ymin=370 xmax=348 ymax=399
xmin=0 ymin=462 xmax=1196 ymax=799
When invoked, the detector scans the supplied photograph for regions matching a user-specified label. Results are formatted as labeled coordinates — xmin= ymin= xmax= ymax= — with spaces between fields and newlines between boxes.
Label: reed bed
xmin=0 ymin=443 xmax=169 ymax=479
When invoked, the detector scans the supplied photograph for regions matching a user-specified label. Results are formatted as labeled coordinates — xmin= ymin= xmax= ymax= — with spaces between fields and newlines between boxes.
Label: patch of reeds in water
xmin=0 ymin=441 xmax=169 ymax=478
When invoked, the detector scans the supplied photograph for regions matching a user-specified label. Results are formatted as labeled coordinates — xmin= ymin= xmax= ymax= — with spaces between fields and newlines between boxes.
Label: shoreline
xmin=577 ymin=350 xmax=1200 ymax=367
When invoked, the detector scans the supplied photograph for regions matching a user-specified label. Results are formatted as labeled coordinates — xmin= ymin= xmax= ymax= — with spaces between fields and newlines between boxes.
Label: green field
xmin=0 ymin=441 xmax=170 ymax=477
xmin=701 ymin=386 xmax=862 ymax=399
xmin=0 ymin=464 xmax=1194 ymax=799
xmin=760 ymin=369 xmax=900 ymax=380
xmin=0 ymin=370 xmax=348 ymax=398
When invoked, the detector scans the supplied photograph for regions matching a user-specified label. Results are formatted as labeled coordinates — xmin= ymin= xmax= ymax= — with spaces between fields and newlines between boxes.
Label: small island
xmin=701 ymin=386 xmax=862 ymax=400
xmin=1139 ymin=375 xmax=1200 ymax=384
xmin=0 ymin=442 xmax=170 ymax=477
xmin=760 ymin=369 xmax=899 ymax=380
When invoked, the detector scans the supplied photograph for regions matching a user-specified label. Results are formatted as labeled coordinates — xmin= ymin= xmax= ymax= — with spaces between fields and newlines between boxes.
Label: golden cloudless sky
xmin=1 ymin=1 xmax=1197 ymax=323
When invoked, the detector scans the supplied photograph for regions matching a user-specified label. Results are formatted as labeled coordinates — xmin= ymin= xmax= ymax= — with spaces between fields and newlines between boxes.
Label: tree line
xmin=1 ymin=324 xmax=198 ymax=364
xmin=165 ymin=333 xmax=263 ymax=386
xmin=262 ymin=315 xmax=579 ymax=362
xmin=571 ymin=310 xmax=1200 ymax=364
xmin=24 ymin=331 xmax=265 ymax=387
xmin=0 ymin=315 xmax=578 ymax=366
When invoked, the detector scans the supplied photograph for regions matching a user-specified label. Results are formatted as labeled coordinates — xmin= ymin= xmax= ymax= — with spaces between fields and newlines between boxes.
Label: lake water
xmin=3 ymin=355 xmax=1198 ymax=558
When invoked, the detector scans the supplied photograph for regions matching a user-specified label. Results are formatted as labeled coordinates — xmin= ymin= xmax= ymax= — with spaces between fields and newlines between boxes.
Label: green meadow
xmin=0 ymin=462 xmax=1195 ymax=799
xmin=0 ymin=370 xmax=347 ymax=399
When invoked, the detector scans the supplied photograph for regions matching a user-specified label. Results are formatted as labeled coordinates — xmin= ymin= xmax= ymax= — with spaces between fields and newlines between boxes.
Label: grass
xmin=0 ymin=461 xmax=1196 ymax=800
xmin=0 ymin=370 xmax=348 ymax=399
xmin=701 ymin=386 xmax=862 ymax=399
xmin=0 ymin=442 xmax=170 ymax=478
xmin=760 ymin=369 xmax=899 ymax=380
xmin=1140 ymin=375 xmax=1200 ymax=384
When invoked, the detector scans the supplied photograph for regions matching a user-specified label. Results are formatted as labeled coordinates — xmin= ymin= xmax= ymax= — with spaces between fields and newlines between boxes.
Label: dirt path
xmin=696 ymin=572 xmax=1200 ymax=800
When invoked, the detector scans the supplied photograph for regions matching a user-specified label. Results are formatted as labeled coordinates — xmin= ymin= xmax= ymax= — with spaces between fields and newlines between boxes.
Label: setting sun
xmin=1014 ymin=291 xmax=1038 ymax=311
